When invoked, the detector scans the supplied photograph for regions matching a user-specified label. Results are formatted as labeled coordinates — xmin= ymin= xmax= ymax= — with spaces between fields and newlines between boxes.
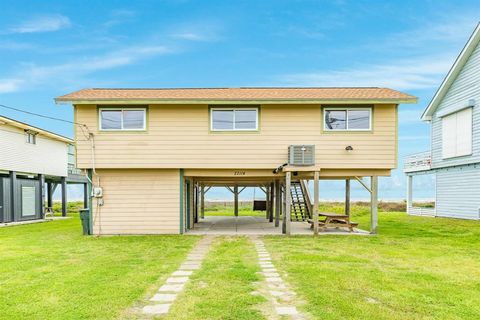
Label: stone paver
xmin=253 ymin=238 xmax=306 ymax=319
xmin=142 ymin=304 xmax=171 ymax=315
xmin=140 ymin=236 xmax=215 ymax=317
xmin=150 ymin=293 xmax=177 ymax=302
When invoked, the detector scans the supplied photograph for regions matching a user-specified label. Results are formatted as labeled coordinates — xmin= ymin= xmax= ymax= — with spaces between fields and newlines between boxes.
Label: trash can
xmin=79 ymin=209 xmax=90 ymax=235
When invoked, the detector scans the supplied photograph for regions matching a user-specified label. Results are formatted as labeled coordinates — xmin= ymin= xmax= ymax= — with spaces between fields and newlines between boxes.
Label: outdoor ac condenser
xmin=288 ymin=145 xmax=315 ymax=166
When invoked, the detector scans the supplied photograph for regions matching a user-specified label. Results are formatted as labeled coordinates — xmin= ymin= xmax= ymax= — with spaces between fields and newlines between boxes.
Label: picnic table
xmin=307 ymin=212 xmax=358 ymax=232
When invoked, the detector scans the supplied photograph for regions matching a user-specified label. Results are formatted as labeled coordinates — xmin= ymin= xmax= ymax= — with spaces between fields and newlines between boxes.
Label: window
xmin=211 ymin=108 xmax=258 ymax=131
xmin=25 ymin=130 xmax=37 ymax=144
xmin=442 ymin=107 xmax=472 ymax=159
xmin=99 ymin=108 xmax=146 ymax=131
xmin=21 ymin=186 xmax=36 ymax=217
xmin=324 ymin=108 xmax=372 ymax=131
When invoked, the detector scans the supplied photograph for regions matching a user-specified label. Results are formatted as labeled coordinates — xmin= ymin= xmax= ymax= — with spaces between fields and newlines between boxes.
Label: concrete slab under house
xmin=55 ymin=87 xmax=417 ymax=235
xmin=0 ymin=115 xmax=87 ymax=225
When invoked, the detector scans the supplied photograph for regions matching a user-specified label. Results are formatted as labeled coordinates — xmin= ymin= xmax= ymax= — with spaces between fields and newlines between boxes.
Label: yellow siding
xmin=75 ymin=104 xmax=397 ymax=170
xmin=91 ymin=169 xmax=180 ymax=235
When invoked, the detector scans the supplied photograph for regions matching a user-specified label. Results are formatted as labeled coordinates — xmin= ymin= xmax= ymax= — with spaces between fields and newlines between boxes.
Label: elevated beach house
xmin=404 ymin=23 xmax=480 ymax=220
xmin=0 ymin=115 xmax=86 ymax=224
xmin=56 ymin=87 xmax=416 ymax=235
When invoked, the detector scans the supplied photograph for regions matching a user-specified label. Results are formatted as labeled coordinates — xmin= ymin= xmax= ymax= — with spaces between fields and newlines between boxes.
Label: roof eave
xmin=55 ymin=98 xmax=417 ymax=105
xmin=421 ymin=22 xmax=480 ymax=120
xmin=0 ymin=116 xmax=73 ymax=143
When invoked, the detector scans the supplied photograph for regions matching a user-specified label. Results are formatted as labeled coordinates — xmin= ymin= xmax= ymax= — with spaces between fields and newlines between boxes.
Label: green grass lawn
xmin=0 ymin=213 xmax=199 ymax=320
xmin=2 ymin=202 xmax=480 ymax=319
xmin=167 ymin=237 xmax=265 ymax=320
xmin=264 ymin=209 xmax=480 ymax=319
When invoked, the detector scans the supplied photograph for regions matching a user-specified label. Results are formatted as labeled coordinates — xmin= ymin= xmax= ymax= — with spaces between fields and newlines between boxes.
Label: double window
xmin=25 ymin=130 xmax=37 ymax=144
xmin=442 ymin=107 xmax=472 ymax=159
xmin=324 ymin=108 xmax=372 ymax=131
xmin=211 ymin=107 xmax=258 ymax=131
xmin=99 ymin=108 xmax=146 ymax=131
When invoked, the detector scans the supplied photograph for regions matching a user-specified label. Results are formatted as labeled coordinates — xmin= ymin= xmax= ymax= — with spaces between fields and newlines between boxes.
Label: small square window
xmin=25 ymin=131 xmax=37 ymax=144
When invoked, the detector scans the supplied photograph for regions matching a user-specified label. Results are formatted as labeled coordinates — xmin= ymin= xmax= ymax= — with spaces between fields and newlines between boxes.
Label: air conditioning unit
xmin=288 ymin=145 xmax=315 ymax=166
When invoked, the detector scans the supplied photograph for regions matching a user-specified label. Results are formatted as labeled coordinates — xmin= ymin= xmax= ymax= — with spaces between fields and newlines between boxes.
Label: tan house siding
xmin=75 ymin=103 xmax=397 ymax=170
xmin=91 ymin=169 xmax=180 ymax=235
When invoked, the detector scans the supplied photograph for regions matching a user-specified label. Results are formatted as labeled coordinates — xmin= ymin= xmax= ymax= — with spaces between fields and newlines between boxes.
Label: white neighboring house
xmin=404 ymin=23 xmax=480 ymax=220
xmin=0 ymin=115 xmax=86 ymax=224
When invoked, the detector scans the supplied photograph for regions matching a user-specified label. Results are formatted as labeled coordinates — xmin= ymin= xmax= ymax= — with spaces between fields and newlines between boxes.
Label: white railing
xmin=68 ymin=163 xmax=83 ymax=176
xmin=404 ymin=151 xmax=432 ymax=173
xmin=408 ymin=206 xmax=435 ymax=217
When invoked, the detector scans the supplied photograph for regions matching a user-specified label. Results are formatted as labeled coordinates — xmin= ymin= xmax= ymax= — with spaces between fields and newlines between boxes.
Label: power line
xmin=0 ymin=103 xmax=84 ymax=126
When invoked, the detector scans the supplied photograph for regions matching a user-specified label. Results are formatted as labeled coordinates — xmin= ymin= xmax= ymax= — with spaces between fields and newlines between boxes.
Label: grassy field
xmin=166 ymin=237 xmax=265 ymax=320
xmin=264 ymin=208 xmax=480 ymax=319
xmin=2 ymin=202 xmax=479 ymax=319
xmin=0 ymin=210 xmax=198 ymax=320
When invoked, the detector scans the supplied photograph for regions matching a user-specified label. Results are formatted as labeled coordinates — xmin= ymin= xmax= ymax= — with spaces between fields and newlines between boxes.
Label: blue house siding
xmin=435 ymin=164 xmax=480 ymax=220
xmin=431 ymin=40 xmax=480 ymax=168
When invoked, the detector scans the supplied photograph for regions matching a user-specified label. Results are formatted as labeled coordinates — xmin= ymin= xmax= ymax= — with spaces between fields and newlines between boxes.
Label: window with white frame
xmin=442 ymin=107 xmax=472 ymax=159
xmin=324 ymin=108 xmax=372 ymax=131
xmin=25 ymin=130 xmax=37 ymax=144
xmin=99 ymin=108 xmax=146 ymax=131
xmin=211 ymin=108 xmax=258 ymax=131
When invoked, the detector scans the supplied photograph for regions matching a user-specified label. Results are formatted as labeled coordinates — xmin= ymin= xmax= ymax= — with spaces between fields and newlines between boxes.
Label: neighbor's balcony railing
xmin=404 ymin=151 xmax=432 ymax=173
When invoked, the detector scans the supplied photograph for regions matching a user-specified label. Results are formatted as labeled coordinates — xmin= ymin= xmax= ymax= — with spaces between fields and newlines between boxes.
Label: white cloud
xmin=280 ymin=55 xmax=454 ymax=91
xmin=9 ymin=14 xmax=71 ymax=33
xmin=0 ymin=79 xmax=23 ymax=94
xmin=0 ymin=45 xmax=173 ymax=93
xmin=169 ymin=22 xmax=222 ymax=42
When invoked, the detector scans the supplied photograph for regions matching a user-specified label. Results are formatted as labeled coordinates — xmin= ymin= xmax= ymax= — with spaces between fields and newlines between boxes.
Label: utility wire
xmin=0 ymin=103 xmax=85 ymax=127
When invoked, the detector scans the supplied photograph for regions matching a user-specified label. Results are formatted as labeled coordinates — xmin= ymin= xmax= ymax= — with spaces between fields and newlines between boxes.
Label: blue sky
xmin=0 ymin=0 xmax=479 ymax=201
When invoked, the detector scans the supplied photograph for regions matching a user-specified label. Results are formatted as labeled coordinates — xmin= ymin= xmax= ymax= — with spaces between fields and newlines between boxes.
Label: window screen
xmin=100 ymin=108 xmax=146 ymax=130
xmin=325 ymin=108 xmax=371 ymax=131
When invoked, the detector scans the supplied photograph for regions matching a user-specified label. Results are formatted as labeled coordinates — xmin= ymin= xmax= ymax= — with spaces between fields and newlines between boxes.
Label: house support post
xmin=313 ymin=171 xmax=320 ymax=236
xmin=285 ymin=172 xmax=292 ymax=235
xmin=370 ymin=176 xmax=378 ymax=234
xmin=269 ymin=182 xmax=274 ymax=222
xmin=194 ymin=182 xmax=199 ymax=224
xmin=189 ymin=179 xmax=194 ymax=229
xmin=38 ymin=174 xmax=45 ymax=219
xmin=83 ymin=183 xmax=88 ymax=209
xmin=9 ymin=171 xmax=16 ymax=222
xmin=274 ymin=180 xmax=281 ymax=227
xmin=345 ymin=179 xmax=351 ymax=216
xmin=200 ymin=185 xmax=205 ymax=219
xmin=234 ymin=185 xmax=239 ymax=217
xmin=61 ymin=176 xmax=67 ymax=217
xmin=46 ymin=182 xmax=53 ymax=208
xmin=265 ymin=185 xmax=270 ymax=219
xmin=406 ymin=175 xmax=413 ymax=214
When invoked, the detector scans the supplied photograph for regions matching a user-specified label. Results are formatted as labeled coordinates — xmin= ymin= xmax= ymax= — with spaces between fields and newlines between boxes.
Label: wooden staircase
xmin=290 ymin=180 xmax=312 ymax=221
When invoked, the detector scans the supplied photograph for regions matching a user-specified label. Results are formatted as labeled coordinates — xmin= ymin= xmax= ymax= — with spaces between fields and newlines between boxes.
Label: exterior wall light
xmin=345 ymin=146 xmax=354 ymax=152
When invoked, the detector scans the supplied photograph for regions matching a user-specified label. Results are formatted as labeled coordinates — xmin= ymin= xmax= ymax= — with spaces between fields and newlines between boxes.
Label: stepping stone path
xmin=253 ymin=239 xmax=306 ymax=319
xmin=140 ymin=236 xmax=214 ymax=317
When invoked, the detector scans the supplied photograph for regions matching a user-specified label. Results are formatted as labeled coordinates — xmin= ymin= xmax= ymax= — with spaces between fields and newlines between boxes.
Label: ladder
xmin=290 ymin=180 xmax=312 ymax=221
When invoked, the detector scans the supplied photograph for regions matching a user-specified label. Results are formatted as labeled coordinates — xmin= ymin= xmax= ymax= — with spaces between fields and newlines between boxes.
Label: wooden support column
xmin=83 ymin=183 xmax=88 ymax=209
xmin=285 ymin=172 xmax=292 ymax=235
xmin=313 ymin=171 xmax=320 ymax=236
xmin=269 ymin=182 xmax=274 ymax=222
xmin=265 ymin=185 xmax=270 ymax=219
xmin=46 ymin=182 xmax=53 ymax=208
xmin=234 ymin=185 xmax=239 ymax=217
xmin=345 ymin=179 xmax=351 ymax=216
xmin=38 ymin=174 xmax=45 ymax=219
xmin=370 ymin=176 xmax=378 ymax=234
xmin=189 ymin=179 xmax=195 ymax=229
xmin=194 ymin=182 xmax=199 ymax=224
xmin=61 ymin=176 xmax=67 ymax=217
xmin=200 ymin=185 xmax=205 ymax=219
xmin=406 ymin=175 xmax=413 ymax=214
xmin=274 ymin=180 xmax=281 ymax=227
